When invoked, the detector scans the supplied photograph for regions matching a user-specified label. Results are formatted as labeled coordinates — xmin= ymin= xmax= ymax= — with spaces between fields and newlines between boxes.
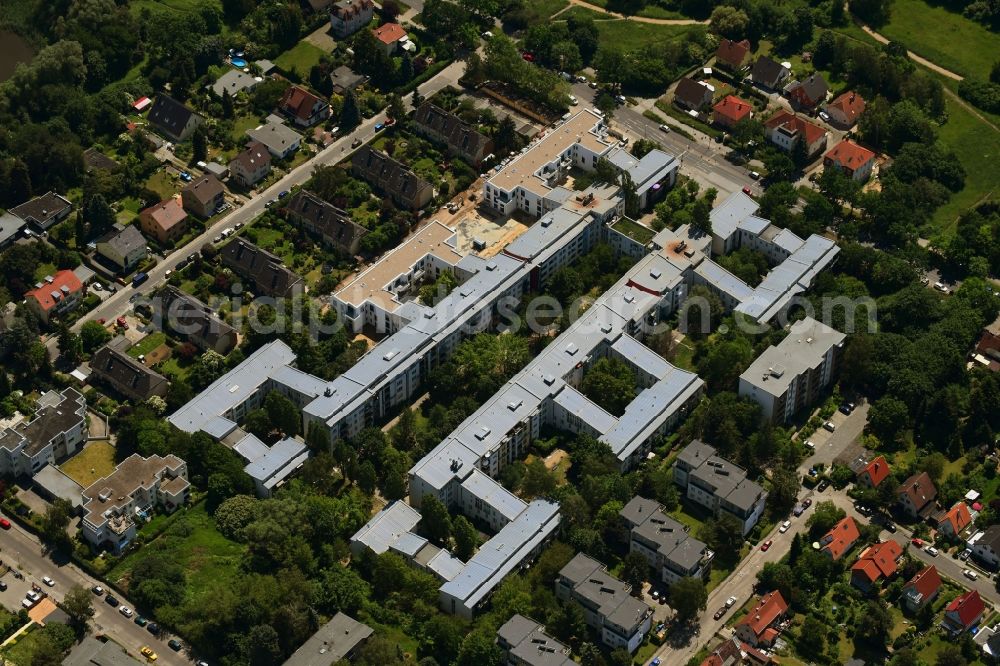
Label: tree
xmin=798 ymin=614 xmax=826 ymax=658
xmin=455 ymin=628 xmax=503 ymax=666
xmin=265 ymin=390 xmax=300 ymax=436
xmin=935 ymin=645 xmax=968 ymax=666
xmin=710 ymin=6 xmax=750 ymax=39
xmin=852 ymin=0 xmax=894 ymax=26
xmin=421 ymin=615 xmax=465 ymax=666
xmin=620 ymin=552 xmax=649 ymax=594
xmin=806 ymin=501 xmax=846 ymax=536
xmin=62 ymin=585 xmax=93 ymax=633
xmin=494 ymin=116 xmax=518 ymax=154
xmin=40 ymin=499 xmax=73 ymax=553
xmin=83 ymin=194 xmax=116 ymax=238
xmin=356 ymin=460 xmax=377 ymax=495
xmin=521 ymin=458 xmax=557 ymax=498
xmin=192 ymin=126 xmax=208 ymax=162
xmin=580 ymin=357 xmax=636 ymax=415
xmin=698 ymin=514 xmax=744 ymax=564
xmin=57 ymin=324 xmax=82 ymax=364
xmin=421 ymin=495 xmax=452 ymax=545
xmin=387 ymin=93 xmax=405 ymax=123
xmin=867 ymin=395 xmax=909 ymax=443
xmin=221 ymin=88 xmax=234 ymax=118
xmin=453 ymin=515 xmax=478 ymax=561
xmin=670 ymin=577 xmax=707 ymax=622
xmin=856 ymin=599 xmax=892 ymax=643
xmin=340 ymin=89 xmax=361 ymax=128
xmin=81 ymin=320 xmax=112 ymax=353
xmin=214 ymin=494 xmax=259 ymax=539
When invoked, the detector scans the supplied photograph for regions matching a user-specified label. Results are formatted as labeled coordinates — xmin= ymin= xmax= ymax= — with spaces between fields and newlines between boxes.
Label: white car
xmin=823 ymin=421 xmax=836 ymax=432
xmin=779 ymin=520 xmax=792 ymax=533
xmin=25 ymin=590 xmax=41 ymax=603
xmin=42 ymin=576 xmax=55 ymax=587
xmin=805 ymin=440 xmax=815 ymax=449
xmin=926 ymin=546 xmax=939 ymax=557
xmin=725 ymin=596 xmax=737 ymax=608
xmin=658 ymin=124 xmax=670 ymax=133
xmin=576 ymin=75 xmax=587 ymax=83
xmin=963 ymin=569 xmax=978 ymax=581
xmin=92 ymin=283 xmax=103 ymax=292
xmin=119 ymin=605 xmax=133 ymax=617
xmin=568 ymin=95 xmax=578 ymax=106
xmin=818 ymin=111 xmax=830 ymax=122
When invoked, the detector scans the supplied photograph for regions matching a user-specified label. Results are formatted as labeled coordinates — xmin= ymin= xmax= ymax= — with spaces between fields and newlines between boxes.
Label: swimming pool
xmin=231 ymin=57 xmax=247 ymax=68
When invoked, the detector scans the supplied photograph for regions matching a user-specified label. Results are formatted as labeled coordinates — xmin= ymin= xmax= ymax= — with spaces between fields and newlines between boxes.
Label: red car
xmin=911 ymin=538 xmax=924 ymax=548
xmin=116 ymin=317 xmax=128 ymax=330
xmin=0 ymin=518 xmax=11 ymax=530
xmin=742 ymin=186 xmax=753 ymax=196
xmin=521 ymin=52 xmax=535 ymax=62
xmin=760 ymin=539 xmax=773 ymax=552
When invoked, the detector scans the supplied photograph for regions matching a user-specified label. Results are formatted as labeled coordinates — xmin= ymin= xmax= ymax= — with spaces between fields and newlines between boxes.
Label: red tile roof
xmin=941 ymin=502 xmax=973 ymax=535
xmin=25 ymin=269 xmax=83 ymax=313
xmin=713 ymin=95 xmax=753 ymax=124
xmin=821 ymin=516 xmax=860 ymax=560
xmin=824 ymin=139 xmax=875 ymax=170
xmin=279 ymin=86 xmax=324 ymax=122
xmin=373 ymin=22 xmax=406 ymax=45
xmin=905 ymin=565 xmax=942 ymax=600
xmin=738 ymin=590 xmax=788 ymax=639
xmin=716 ymin=38 xmax=751 ymax=69
xmin=827 ymin=91 xmax=866 ymax=124
xmin=764 ymin=110 xmax=826 ymax=146
xmin=140 ymin=195 xmax=187 ymax=233
xmin=851 ymin=540 xmax=902 ymax=583
xmin=946 ymin=589 xmax=985 ymax=629
xmin=860 ymin=455 xmax=891 ymax=487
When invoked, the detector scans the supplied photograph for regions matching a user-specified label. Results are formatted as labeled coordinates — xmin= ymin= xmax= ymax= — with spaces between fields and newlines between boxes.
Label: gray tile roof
xmin=498 ymin=615 xmax=575 ymax=666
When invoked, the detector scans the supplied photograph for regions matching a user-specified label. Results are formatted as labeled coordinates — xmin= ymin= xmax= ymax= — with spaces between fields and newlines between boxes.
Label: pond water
xmin=0 ymin=31 xmax=34 ymax=82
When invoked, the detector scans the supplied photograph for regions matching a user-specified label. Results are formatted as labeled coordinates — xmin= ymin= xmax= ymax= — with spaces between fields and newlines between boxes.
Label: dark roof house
xmin=786 ymin=73 xmax=829 ymax=110
xmin=715 ymin=38 xmax=752 ymax=71
xmin=156 ymin=286 xmax=238 ymax=354
xmin=284 ymin=190 xmax=368 ymax=255
xmin=673 ymin=78 xmax=714 ymax=111
xmin=9 ymin=192 xmax=73 ymax=231
xmin=147 ymin=95 xmax=204 ymax=142
xmin=329 ymin=65 xmax=368 ymax=94
xmin=220 ymin=236 xmax=304 ymax=297
xmin=351 ymin=146 xmax=434 ymax=211
xmin=413 ymin=102 xmax=494 ymax=166
xmin=751 ymin=55 xmax=790 ymax=89
xmin=91 ymin=343 xmax=169 ymax=402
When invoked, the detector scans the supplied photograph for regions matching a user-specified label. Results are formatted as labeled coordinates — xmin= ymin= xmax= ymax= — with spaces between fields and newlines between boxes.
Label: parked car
xmin=568 ymin=95 xmax=578 ymax=106
xmin=960 ymin=549 xmax=972 ymax=560
xmin=912 ymin=538 xmax=924 ymax=548
xmin=749 ymin=171 xmax=760 ymax=180
xmin=926 ymin=546 xmax=939 ymax=557
xmin=779 ymin=521 xmax=791 ymax=533
xmin=0 ymin=581 xmax=7 ymax=591
xmin=140 ymin=647 xmax=158 ymax=661
xmin=823 ymin=421 xmax=836 ymax=432
xmin=802 ymin=498 xmax=812 ymax=509
xmin=521 ymin=52 xmax=534 ymax=62
xmin=760 ymin=539 xmax=773 ymax=552
xmin=135 ymin=616 xmax=148 ymax=627
xmin=839 ymin=402 xmax=856 ymax=415
xmin=742 ymin=186 xmax=753 ymax=195
xmin=42 ymin=576 xmax=54 ymax=587
xmin=25 ymin=590 xmax=41 ymax=603
xmin=818 ymin=111 xmax=830 ymax=122
xmin=658 ymin=124 xmax=670 ymax=133
xmin=793 ymin=504 xmax=805 ymax=517
xmin=964 ymin=569 xmax=978 ymax=580
xmin=374 ymin=122 xmax=385 ymax=131
xmin=714 ymin=607 xmax=726 ymax=620
xmin=168 ymin=640 xmax=183 ymax=652
xmin=119 ymin=606 xmax=133 ymax=618
xmin=147 ymin=623 xmax=161 ymax=635
xmin=351 ymin=138 xmax=362 ymax=148
xmin=725 ymin=596 xmax=737 ymax=608
xmin=106 ymin=595 xmax=119 ymax=606
xmin=131 ymin=272 xmax=148 ymax=288
xmin=817 ymin=479 xmax=830 ymax=492
xmin=0 ymin=518 xmax=10 ymax=529
xmin=884 ymin=521 xmax=897 ymax=533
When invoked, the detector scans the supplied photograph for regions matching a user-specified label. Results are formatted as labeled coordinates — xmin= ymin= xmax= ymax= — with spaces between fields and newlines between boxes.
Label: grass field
xmin=32 ymin=263 xmax=57 ymax=282
xmin=128 ymin=331 xmax=167 ymax=359
xmin=60 ymin=441 xmax=116 ymax=487
xmin=877 ymin=0 xmax=998 ymax=79
xmin=130 ymin=0 xmax=221 ymax=14
xmin=275 ymin=41 xmax=327 ymax=77
xmin=144 ymin=170 xmax=179 ymax=200
xmin=108 ymin=503 xmax=244 ymax=608
xmin=536 ymin=0 xmax=570 ymax=17
xmin=931 ymin=86 xmax=1000 ymax=234
xmin=593 ymin=19 xmax=704 ymax=51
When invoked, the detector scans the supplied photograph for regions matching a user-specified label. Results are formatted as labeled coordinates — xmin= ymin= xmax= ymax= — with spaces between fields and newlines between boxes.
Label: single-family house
xmin=715 ymin=38 xmax=752 ymax=72
xmin=284 ymin=190 xmax=369 ymax=255
xmin=764 ymin=110 xmax=828 ymax=158
xmin=64 ymin=637 xmax=144 ymax=666
xmin=820 ymin=516 xmax=860 ymax=560
xmin=734 ymin=591 xmax=788 ymax=648
xmin=351 ymin=146 xmax=434 ymax=211
xmin=972 ymin=524 xmax=1000 ymax=568
xmin=90 ymin=343 xmax=169 ymax=402
xmin=246 ymin=116 xmax=302 ymax=159
xmin=697 ymin=638 xmax=744 ymax=666
xmin=139 ymin=195 xmax=188 ymax=244
xmin=0 ymin=213 xmax=26 ymax=250
xmin=156 ymin=286 xmax=238 ymax=355
xmin=96 ymin=224 xmax=147 ymax=272
xmin=9 ymin=191 xmax=73 ymax=231
xmin=674 ymin=78 xmax=713 ymax=111
xmin=413 ymin=102 xmax=495 ymax=167
xmin=329 ymin=65 xmax=369 ymax=94
xmin=372 ymin=23 xmax=409 ymax=56
xmin=751 ymin=56 xmax=790 ymax=90
xmin=211 ymin=69 xmax=262 ymax=99
xmin=713 ymin=95 xmax=753 ymax=130
xmin=83 ymin=148 xmax=120 ymax=174
xmin=857 ymin=455 xmax=891 ymax=489
xmin=228 ymin=141 xmax=272 ymax=188
xmin=24 ymin=270 xmax=85 ymax=323
xmin=850 ymin=540 xmax=902 ymax=592
xmin=937 ymin=501 xmax=973 ymax=539
xmin=220 ymin=236 xmax=305 ymax=297
xmin=330 ymin=0 xmax=374 ymax=39
xmin=147 ymin=95 xmax=204 ymax=142
xmin=824 ymin=91 xmax=866 ymax=128
xmin=824 ymin=140 xmax=876 ymax=183
xmin=902 ymin=565 xmax=941 ymax=612
xmin=943 ymin=590 xmax=985 ymax=634
xmin=897 ymin=471 xmax=937 ymax=519
xmin=278 ymin=85 xmax=331 ymax=127
xmin=785 ymin=73 xmax=829 ymax=110
xmin=181 ymin=174 xmax=225 ymax=218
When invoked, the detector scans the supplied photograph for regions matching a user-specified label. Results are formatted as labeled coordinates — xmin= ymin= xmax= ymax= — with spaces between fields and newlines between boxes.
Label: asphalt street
xmin=0 ymin=519 xmax=189 ymax=665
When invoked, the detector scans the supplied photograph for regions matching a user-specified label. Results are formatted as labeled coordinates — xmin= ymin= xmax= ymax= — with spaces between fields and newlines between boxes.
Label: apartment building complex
xmin=496 ymin=615 xmax=574 ymax=666
xmin=738 ymin=317 xmax=846 ymax=423
xmin=555 ymin=553 xmax=653 ymax=653
xmin=0 ymin=388 xmax=86 ymax=479
xmin=619 ymin=495 xmax=714 ymax=585
xmin=80 ymin=454 xmax=189 ymax=552
xmin=673 ymin=440 xmax=768 ymax=536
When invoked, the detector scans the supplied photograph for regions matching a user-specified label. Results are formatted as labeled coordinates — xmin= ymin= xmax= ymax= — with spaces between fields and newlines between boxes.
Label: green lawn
xmin=931 ymin=85 xmax=1000 ymax=234
xmin=593 ymin=20 xmax=705 ymax=51
xmin=107 ymin=503 xmax=244 ymax=608
xmin=33 ymin=263 xmax=57 ymax=282
xmin=877 ymin=0 xmax=999 ymax=79
xmin=60 ymin=440 xmax=117 ymax=487
xmin=128 ymin=331 xmax=167 ymax=358
xmin=131 ymin=0 xmax=220 ymax=12
xmin=144 ymin=170 xmax=179 ymax=200
xmin=610 ymin=217 xmax=655 ymax=243
xmin=535 ymin=0 xmax=570 ymax=17
xmin=275 ymin=41 xmax=328 ymax=77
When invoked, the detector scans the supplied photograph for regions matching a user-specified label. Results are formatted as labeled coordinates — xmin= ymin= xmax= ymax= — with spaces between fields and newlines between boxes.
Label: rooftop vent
xmin=507 ymin=399 xmax=523 ymax=411
xmin=383 ymin=349 xmax=399 ymax=361
xmin=543 ymin=374 xmax=556 ymax=386
xmin=565 ymin=343 xmax=578 ymax=355
xmin=475 ymin=426 xmax=492 ymax=441
xmin=650 ymin=268 xmax=662 ymax=279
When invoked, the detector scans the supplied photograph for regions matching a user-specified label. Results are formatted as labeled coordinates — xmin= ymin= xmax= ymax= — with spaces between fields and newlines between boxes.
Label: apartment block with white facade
xmin=554 ymin=553 xmax=653 ymax=653
xmin=619 ymin=496 xmax=714 ymax=585
xmin=738 ymin=317 xmax=846 ymax=423
xmin=0 ymin=388 xmax=86 ymax=479
xmin=674 ymin=441 xmax=768 ymax=535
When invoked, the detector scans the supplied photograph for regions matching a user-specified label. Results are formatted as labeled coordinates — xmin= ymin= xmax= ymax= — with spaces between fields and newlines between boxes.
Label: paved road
xmin=69 ymin=60 xmax=465 ymax=338
xmin=645 ymin=403 xmax=871 ymax=664
xmin=0 ymin=520 xmax=189 ymax=665
xmin=568 ymin=81 xmax=758 ymax=199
